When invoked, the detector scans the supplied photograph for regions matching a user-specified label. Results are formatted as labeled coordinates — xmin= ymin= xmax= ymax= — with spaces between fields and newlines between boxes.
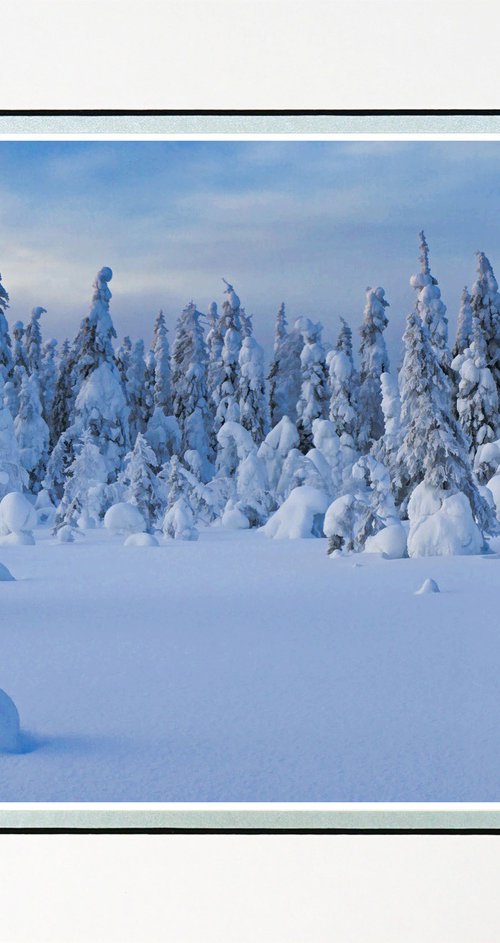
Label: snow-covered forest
xmin=1 ymin=231 xmax=500 ymax=556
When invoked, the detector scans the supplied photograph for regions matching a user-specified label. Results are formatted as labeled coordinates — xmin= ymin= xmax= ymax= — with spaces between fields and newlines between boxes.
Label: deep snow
xmin=1 ymin=526 xmax=500 ymax=801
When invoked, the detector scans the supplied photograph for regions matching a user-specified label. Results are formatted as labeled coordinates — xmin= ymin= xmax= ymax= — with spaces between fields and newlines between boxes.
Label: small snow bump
xmin=415 ymin=578 xmax=440 ymax=595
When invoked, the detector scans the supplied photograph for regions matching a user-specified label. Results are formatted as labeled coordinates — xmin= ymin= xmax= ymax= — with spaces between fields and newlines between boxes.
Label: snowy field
xmin=1 ymin=526 xmax=500 ymax=802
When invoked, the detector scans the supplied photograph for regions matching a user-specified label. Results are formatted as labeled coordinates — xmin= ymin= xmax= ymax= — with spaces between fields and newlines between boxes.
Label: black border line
xmin=0 ymin=109 xmax=500 ymax=117
xmin=1 ymin=106 xmax=497 ymax=834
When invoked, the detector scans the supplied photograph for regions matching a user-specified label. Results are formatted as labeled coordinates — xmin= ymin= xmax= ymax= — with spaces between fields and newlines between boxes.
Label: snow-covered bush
xmin=364 ymin=523 xmax=408 ymax=559
xmin=257 ymin=415 xmax=300 ymax=496
xmin=324 ymin=454 xmax=398 ymax=554
xmin=221 ymin=501 xmax=250 ymax=529
xmin=145 ymin=408 xmax=180 ymax=466
xmin=261 ymin=485 xmax=330 ymax=539
xmin=407 ymin=481 xmax=483 ymax=557
xmin=0 ymin=492 xmax=37 ymax=544
xmin=104 ymin=502 xmax=146 ymax=536
xmin=0 ymin=689 xmax=20 ymax=752
xmin=120 ymin=433 xmax=163 ymax=530
xmin=163 ymin=496 xmax=199 ymax=540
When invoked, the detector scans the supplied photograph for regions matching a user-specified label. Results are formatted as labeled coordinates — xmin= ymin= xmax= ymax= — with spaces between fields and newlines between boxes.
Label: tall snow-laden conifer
xmin=328 ymin=318 xmax=359 ymax=468
xmin=470 ymin=251 xmax=500 ymax=398
xmin=14 ymin=372 xmax=49 ymax=493
xmin=172 ymin=301 xmax=211 ymax=479
xmin=116 ymin=336 xmax=132 ymax=387
xmin=358 ymin=287 xmax=390 ymax=450
xmin=296 ymin=317 xmax=329 ymax=453
xmin=238 ymin=310 xmax=269 ymax=444
xmin=40 ymin=338 xmax=58 ymax=432
xmin=396 ymin=309 xmax=494 ymax=534
xmin=410 ymin=231 xmax=449 ymax=368
xmin=126 ymin=339 xmax=148 ymax=443
xmin=454 ymin=313 xmax=499 ymax=462
xmin=452 ymin=287 xmax=473 ymax=360
xmin=26 ymin=306 xmax=46 ymax=376
xmin=12 ymin=321 xmax=28 ymax=371
xmin=152 ymin=310 xmax=171 ymax=414
xmin=213 ymin=279 xmax=243 ymax=434
xmin=51 ymin=339 xmax=73 ymax=446
xmin=55 ymin=430 xmax=108 ymax=530
xmin=268 ymin=303 xmax=303 ymax=427
xmin=0 ymin=272 xmax=13 ymax=382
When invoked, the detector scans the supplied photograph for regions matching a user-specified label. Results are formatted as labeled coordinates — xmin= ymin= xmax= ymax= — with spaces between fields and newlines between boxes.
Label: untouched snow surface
xmin=1 ymin=526 xmax=500 ymax=800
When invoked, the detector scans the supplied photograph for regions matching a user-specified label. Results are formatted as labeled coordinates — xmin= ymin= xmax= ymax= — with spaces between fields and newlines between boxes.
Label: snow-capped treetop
xmin=470 ymin=251 xmax=500 ymax=390
xmin=238 ymin=312 xmax=269 ymax=444
xmin=274 ymin=302 xmax=287 ymax=351
xmin=452 ymin=287 xmax=473 ymax=360
xmin=89 ymin=266 xmax=115 ymax=359
xmin=12 ymin=321 xmax=28 ymax=371
xmin=26 ymin=306 xmax=46 ymax=375
xmin=336 ymin=317 xmax=353 ymax=358
xmin=222 ymin=278 xmax=240 ymax=313
xmin=172 ymin=301 xmax=210 ymax=472
xmin=410 ymin=231 xmax=449 ymax=363
xmin=152 ymin=309 xmax=171 ymax=414
xmin=296 ymin=318 xmax=329 ymax=452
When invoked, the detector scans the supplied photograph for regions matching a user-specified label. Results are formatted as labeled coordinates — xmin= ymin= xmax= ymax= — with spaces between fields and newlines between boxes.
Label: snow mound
xmin=57 ymin=525 xmax=75 ymax=543
xmin=124 ymin=532 xmax=159 ymax=547
xmin=104 ymin=502 xmax=146 ymax=535
xmin=364 ymin=523 xmax=408 ymax=559
xmin=0 ymin=562 xmax=14 ymax=581
xmin=0 ymin=492 xmax=37 ymax=533
xmin=163 ymin=498 xmax=199 ymax=541
xmin=407 ymin=482 xmax=483 ymax=557
xmin=0 ymin=689 xmax=20 ymax=752
xmin=261 ymin=486 xmax=330 ymax=540
xmin=415 ymin=578 xmax=440 ymax=595
xmin=221 ymin=504 xmax=250 ymax=530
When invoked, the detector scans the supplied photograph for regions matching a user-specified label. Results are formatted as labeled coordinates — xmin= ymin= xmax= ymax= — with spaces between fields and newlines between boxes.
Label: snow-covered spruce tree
xmin=51 ymin=339 xmax=74 ymax=447
xmin=25 ymin=306 xmax=46 ymax=376
xmin=395 ymin=309 xmax=495 ymax=537
xmin=162 ymin=455 xmax=198 ymax=540
xmin=453 ymin=313 xmax=499 ymax=464
xmin=171 ymin=302 xmax=211 ymax=479
xmin=327 ymin=317 xmax=360 ymax=471
xmin=54 ymin=430 xmax=108 ymax=531
xmin=0 ymin=272 xmax=13 ymax=383
xmin=40 ymin=338 xmax=58 ymax=432
xmin=410 ymin=231 xmax=450 ymax=369
xmin=268 ymin=304 xmax=303 ymax=427
xmin=43 ymin=427 xmax=74 ymax=505
xmin=470 ymin=251 xmax=500 ymax=398
xmin=12 ymin=321 xmax=28 ymax=372
xmin=14 ymin=372 xmax=49 ymax=493
xmin=206 ymin=301 xmax=223 ymax=403
xmin=325 ymin=454 xmax=398 ymax=555
xmin=257 ymin=415 xmax=300 ymax=496
xmin=71 ymin=267 xmax=130 ymax=484
xmin=213 ymin=279 xmax=243 ymax=435
xmin=452 ymin=287 xmax=473 ymax=360
xmin=358 ymin=287 xmax=390 ymax=450
xmin=296 ymin=317 xmax=329 ymax=453
xmin=126 ymin=339 xmax=149 ymax=444
xmin=0 ymin=376 xmax=27 ymax=499
xmin=116 ymin=335 xmax=132 ymax=385
xmin=120 ymin=433 xmax=163 ymax=530
xmin=238 ymin=309 xmax=269 ymax=444
xmin=152 ymin=310 xmax=172 ymax=414
xmin=371 ymin=371 xmax=401 ymax=482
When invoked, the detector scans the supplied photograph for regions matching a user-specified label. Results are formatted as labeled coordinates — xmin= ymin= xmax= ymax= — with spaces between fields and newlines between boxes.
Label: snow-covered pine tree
xmin=43 ymin=427 xmax=74 ymax=505
xmin=116 ymin=336 xmax=132 ymax=387
xmin=296 ymin=317 xmax=329 ymax=453
xmin=71 ymin=267 xmax=130 ymax=484
xmin=470 ymin=251 xmax=500 ymax=399
xmin=171 ymin=301 xmax=211 ymax=479
xmin=162 ymin=455 xmax=198 ymax=540
xmin=395 ymin=308 xmax=494 ymax=535
xmin=454 ymin=313 xmax=499 ymax=463
xmin=25 ymin=306 xmax=46 ymax=376
xmin=452 ymin=287 xmax=473 ymax=360
xmin=12 ymin=321 xmax=29 ymax=371
xmin=268 ymin=304 xmax=303 ymax=427
xmin=371 ymin=371 xmax=401 ymax=481
xmin=14 ymin=372 xmax=49 ymax=493
xmin=0 ymin=376 xmax=27 ymax=499
xmin=54 ymin=429 xmax=108 ymax=530
xmin=126 ymin=339 xmax=148 ymax=443
xmin=358 ymin=287 xmax=390 ymax=450
xmin=120 ymin=432 xmax=163 ymax=530
xmin=152 ymin=310 xmax=172 ymax=414
xmin=40 ymin=338 xmax=58 ymax=433
xmin=0 ymin=272 xmax=13 ymax=383
xmin=238 ymin=309 xmax=269 ymax=444
xmin=327 ymin=317 xmax=359 ymax=470
xmin=325 ymin=454 xmax=398 ymax=554
xmin=213 ymin=279 xmax=243 ymax=434
xmin=51 ymin=339 xmax=74 ymax=447
xmin=410 ymin=230 xmax=449 ymax=368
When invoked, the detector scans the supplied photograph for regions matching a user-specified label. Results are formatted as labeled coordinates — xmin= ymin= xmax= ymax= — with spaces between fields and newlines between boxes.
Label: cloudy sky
xmin=1 ymin=140 xmax=500 ymax=365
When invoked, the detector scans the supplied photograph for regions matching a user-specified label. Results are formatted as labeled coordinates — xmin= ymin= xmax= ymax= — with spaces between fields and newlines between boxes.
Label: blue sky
xmin=1 ymin=140 xmax=500 ymax=365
